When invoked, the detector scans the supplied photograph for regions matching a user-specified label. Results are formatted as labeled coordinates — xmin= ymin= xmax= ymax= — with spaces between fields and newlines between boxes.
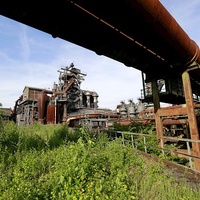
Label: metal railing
xmin=109 ymin=131 xmax=200 ymax=170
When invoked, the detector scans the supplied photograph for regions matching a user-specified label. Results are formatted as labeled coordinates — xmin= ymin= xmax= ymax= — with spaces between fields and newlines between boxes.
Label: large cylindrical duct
xmin=37 ymin=91 xmax=52 ymax=124
xmin=46 ymin=104 xmax=61 ymax=124
xmin=126 ymin=0 xmax=200 ymax=66
xmin=74 ymin=0 xmax=200 ymax=67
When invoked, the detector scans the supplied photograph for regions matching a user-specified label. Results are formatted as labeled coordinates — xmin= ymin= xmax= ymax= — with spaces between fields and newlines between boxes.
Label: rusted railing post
xmin=182 ymin=71 xmax=200 ymax=170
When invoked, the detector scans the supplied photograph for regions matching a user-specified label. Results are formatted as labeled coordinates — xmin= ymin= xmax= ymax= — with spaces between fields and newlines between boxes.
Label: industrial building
xmin=10 ymin=63 xmax=117 ymax=130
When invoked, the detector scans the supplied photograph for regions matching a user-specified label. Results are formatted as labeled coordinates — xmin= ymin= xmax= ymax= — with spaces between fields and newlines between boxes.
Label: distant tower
xmin=92 ymin=92 xmax=99 ymax=108
xmin=128 ymin=99 xmax=135 ymax=118
xmin=120 ymin=101 xmax=127 ymax=117
xmin=85 ymin=91 xmax=91 ymax=107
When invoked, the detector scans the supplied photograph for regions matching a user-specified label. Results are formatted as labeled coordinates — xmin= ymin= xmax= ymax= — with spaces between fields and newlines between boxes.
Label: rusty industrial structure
xmin=12 ymin=63 xmax=116 ymax=130
xmin=1 ymin=0 xmax=200 ymax=169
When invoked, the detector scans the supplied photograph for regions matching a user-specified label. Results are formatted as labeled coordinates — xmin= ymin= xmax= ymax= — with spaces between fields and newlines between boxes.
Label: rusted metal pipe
xmin=126 ymin=0 xmax=200 ymax=66
xmin=1 ymin=0 xmax=199 ymax=74
xmin=72 ymin=0 xmax=200 ymax=68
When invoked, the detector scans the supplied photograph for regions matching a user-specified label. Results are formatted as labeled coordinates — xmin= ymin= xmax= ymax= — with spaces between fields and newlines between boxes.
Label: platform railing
xmin=110 ymin=131 xmax=200 ymax=170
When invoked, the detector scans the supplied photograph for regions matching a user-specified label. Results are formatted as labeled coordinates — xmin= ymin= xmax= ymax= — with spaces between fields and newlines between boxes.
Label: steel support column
xmin=152 ymin=80 xmax=164 ymax=148
xmin=63 ymin=104 xmax=67 ymax=122
xmin=182 ymin=71 xmax=200 ymax=170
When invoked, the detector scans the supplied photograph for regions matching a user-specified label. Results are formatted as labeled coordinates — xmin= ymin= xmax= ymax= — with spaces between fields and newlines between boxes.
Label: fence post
xmin=182 ymin=71 xmax=200 ymax=170
xmin=186 ymin=141 xmax=193 ymax=169
xmin=122 ymin=133 xmax=125 ymax=146
xmin=160 ymin=137 xmax=165 ymax=156
xmin=131 ymin=134 xmax=134 ymax=148
xmin=143 ymin=136 xmax=147 ymax=153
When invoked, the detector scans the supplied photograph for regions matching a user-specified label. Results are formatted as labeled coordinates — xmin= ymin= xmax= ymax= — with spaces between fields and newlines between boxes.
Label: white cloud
xmin=19 ymin=25 xmax=30 ymax=61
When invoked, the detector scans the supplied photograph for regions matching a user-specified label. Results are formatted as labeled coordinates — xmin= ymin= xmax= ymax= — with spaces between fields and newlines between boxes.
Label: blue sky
xmin=0 ymin=0 xmax=200 ymax=110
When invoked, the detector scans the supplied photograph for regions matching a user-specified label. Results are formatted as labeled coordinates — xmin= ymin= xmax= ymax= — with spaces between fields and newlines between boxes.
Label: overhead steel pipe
xmin=126 ymin=0 xmax=200 ymax=67
xmin=0 ymin=0 xmax=200 ymax=75
xmin=72 ymin=0 xmax=200 ymax=68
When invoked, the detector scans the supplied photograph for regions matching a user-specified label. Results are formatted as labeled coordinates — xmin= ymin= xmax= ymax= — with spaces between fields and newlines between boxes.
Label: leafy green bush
xmin=0 ymin=121 xmax=19 ymax=154
xmin=48 ymin=125 xmax=83 ymax=149
xmin=113 ymin=122 xmax=130 ymax=131
xmin=0 ymin=122 xmax=200 ymax=199
xmin=18 ymin=133 xmax=46 ymax=151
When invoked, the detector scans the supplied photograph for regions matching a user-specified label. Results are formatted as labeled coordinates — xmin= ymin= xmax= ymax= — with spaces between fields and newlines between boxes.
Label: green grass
xmin=0 ymin=121 xmax=199 ymax=199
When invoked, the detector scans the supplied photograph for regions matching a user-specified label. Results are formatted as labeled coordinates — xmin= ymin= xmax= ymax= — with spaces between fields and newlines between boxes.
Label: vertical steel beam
xmin=141 ymin=72 xmax=146 ymax=98
xmin=152 ymin=80 xmax=164 ymax=148
xmin=182 ymin=71 xmax=200 ymax=170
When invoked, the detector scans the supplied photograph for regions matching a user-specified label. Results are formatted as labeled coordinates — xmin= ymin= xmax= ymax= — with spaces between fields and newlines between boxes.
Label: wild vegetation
xmin=112 ymin=122 xmax=189 ymax=166
xmin=0 ymin=119 xmax=200 ymax=199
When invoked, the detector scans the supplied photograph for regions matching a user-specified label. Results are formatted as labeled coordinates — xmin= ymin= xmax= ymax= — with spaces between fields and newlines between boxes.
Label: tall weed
xmin=0 ymin=122 xmax=200 ymax=199
xmin=0 ymin=121 xmax=19 ymax=153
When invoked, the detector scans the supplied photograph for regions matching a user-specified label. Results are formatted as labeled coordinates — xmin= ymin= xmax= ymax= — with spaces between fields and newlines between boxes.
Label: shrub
xmin=0 ymin=122 xmax=200 ymax=199
xmin=0 ymin=121 xmax=19 ymax=154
